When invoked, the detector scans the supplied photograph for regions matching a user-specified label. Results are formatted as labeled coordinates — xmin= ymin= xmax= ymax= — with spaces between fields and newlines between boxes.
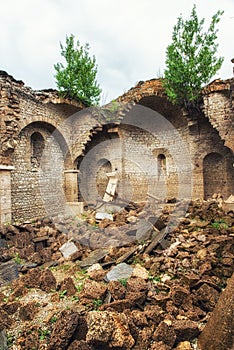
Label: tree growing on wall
xmin=163 ymin=5 xmax=224 ymax=109
xmin=54 ymin=34 xmax=101 ymax=106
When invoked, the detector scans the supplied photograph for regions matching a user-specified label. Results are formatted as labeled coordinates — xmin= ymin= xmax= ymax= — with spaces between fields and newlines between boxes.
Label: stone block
xmin=198 ymin=274 xmax=234 ymax=350
xmin=59 ymin=241 xmax=79 ymax=259
xmin=65 ymin=202 xmax=84 ymax=216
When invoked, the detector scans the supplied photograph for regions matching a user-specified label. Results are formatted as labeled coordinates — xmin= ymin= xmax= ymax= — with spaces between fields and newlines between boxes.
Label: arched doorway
xmin=96 ymin=159 xmax=112 ymax=198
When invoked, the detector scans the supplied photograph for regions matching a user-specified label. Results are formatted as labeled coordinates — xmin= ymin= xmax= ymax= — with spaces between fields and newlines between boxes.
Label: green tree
xmin=163 ymin=5 xmax=224 ymax=109
xmin=54 ymin=34 xmax=101 ymax=106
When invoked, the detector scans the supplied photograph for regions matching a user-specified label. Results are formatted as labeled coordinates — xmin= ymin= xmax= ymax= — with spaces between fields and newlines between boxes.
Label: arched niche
xmin=96 ymin=159 xmax=112 ymax=198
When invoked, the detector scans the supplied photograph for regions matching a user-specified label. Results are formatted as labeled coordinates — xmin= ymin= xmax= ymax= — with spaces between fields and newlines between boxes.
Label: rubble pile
xmin=0 ymin=199 xmax=233 ymax=350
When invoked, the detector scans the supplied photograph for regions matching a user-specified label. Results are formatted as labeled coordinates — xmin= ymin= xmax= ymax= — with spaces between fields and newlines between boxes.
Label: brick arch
xmin=19 ymin=115 xmax=63 ymax=136
xmin=117 ymin=79 xmax=188 ymax=129
xmin=137 ymin=95 xmax=187 ymax=129
xmin=18 ymin=120 xmax=72 ymax=168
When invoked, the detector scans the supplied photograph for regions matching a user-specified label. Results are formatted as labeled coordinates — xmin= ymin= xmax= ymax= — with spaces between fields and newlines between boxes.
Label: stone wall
xmin=11 ymin=124 xmax=65 ymax=222
xmin=0 ymin=71 xmax=233 ymax=224
xmin=203 ymin=79 xmax=234 ymax=152
xmin=0 ymin=71 xmax=86 ymax=224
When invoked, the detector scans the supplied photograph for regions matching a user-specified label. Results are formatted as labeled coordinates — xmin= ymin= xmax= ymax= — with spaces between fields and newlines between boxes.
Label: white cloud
xmin=0 ymin=0 xmax=233 ymax=102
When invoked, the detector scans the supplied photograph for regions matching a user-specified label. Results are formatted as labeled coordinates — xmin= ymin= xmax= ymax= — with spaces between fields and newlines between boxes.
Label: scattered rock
xmin=136 ymin=220 xmax=154 ymax=241
xmin=48 ymin=309 xmax=80 ymax=350
xmin=173 ymin=319 xmax=200 ymax=342
xmin=86 ymin=311 xmax=135 ymax=349
xmin=152 ymin=320 xmax=176 ymax=347
xmin=79 ymin=248 xmax=109 ymax=268
xmin=67 ymin=340 xmax=94 ymax=350
xmin=198 ymin=273 xmax=234 ymax=350
xmin=19 ymin=301 xmax=39 ymax=321
xmin=39 ymin=269 xmax=57 ymax=292
xmin=59 ymin=241 xmax=79 ymax=259
xmin=0 ymin=329 xmax=7 ymax=350
xmin=59 ymin=277 xmax=77 ymax=296
xmin=105 ymin=263 xmax=133 ymax=282
xmin=0 ymin=199 xmax=233 ymax=349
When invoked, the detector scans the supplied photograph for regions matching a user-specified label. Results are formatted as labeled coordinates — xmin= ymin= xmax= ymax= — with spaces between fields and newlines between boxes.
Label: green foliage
xmin=118 ymin=278 xmax=128 ymax=287
xmin=92 ymin=298 xmax=103 ymax=310
xmin=7 ymin=333 xmax=14 ymax=347
xmin=148 ymin=275 xmax=161 ymax=283
xmin=75 ymin=282 xmax=84 ymax=293
xmin=163 ymin=5 xmax=224 ymax=108
xmin=14 ymin=252 xmax=22 ymax=265
xmin=38 ymin=328 xmax=50 ymax=341
xmin=54 ymin=34 xmax=101 ymax=106
xmin=211 ymin=219 xmax=228 ymax=230
xmin=50 ymin=316 xmax=58 ymax=323
xmin=59 ymin=289 xmax=67 ymax=299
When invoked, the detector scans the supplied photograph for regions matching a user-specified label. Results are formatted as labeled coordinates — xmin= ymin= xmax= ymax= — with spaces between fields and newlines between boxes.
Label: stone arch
xmin=18 ymin=121 xmax=72 ymax=168
xmin=203 ymin=152 xmax=225 ymax=199
xmin=11 ymin=121 xmax=72 ymax=222
xmin=75 ymin=126 xmax=121 ymax=204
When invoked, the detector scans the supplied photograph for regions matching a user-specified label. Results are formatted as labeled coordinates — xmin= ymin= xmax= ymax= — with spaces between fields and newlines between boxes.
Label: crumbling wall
xmin=1 ymin=71 xmax=234 ymax=224
xmin=0 ymin=71 xmax=86 ymax=224
xmin=203 ymin=79 xmax=234 ymax=152
xmin=11 ymin=124 xmax=65 ymax=222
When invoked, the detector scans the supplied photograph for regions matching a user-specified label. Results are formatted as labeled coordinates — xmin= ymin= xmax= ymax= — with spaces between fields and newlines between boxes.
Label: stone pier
xmin=0 ymin=165 xmax=14 ymax=225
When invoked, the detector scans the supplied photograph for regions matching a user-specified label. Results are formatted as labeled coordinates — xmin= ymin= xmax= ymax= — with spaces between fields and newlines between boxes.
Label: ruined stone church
xmin=0 ymin=70 xmax=233 ymax=225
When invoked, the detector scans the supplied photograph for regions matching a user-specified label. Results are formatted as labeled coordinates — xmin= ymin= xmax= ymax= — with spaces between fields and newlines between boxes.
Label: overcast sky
xmin=0 ymin=0 xmax=233 ymax=103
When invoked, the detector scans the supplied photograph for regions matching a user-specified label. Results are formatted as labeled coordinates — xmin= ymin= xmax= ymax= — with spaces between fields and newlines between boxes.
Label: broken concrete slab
xmin=95 ymin=212 xmax=113 ymax=221
xmin=144 ymin=228 xmax=168 ymax=254
xmin=0 ymin=238 xmax=7 ymax=248
xmin=0 ymin=260 xmax=19 ymax=285
xmin=105 ymin=263 xmax=133 ymax=282
xmin=0 ymin=329 xmax=7 ymax=350
xmin=136 ymin=220 xmax=154 ymax=241
xmin=59 ymin=241 xmax=78 ymax=259
xmin=79 ymin=248 xmax=109 ymax=269
xmin=223 ymin=195 xmax=234 ymax=212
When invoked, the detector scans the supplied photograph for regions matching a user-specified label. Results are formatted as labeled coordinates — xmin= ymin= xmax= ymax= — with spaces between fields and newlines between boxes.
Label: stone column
xmin=64 ymin=170 xmax=79 ymax=202
xmin=64 ymin=170 xmax=83 ymax=215
xmin=0 ymin=165 xmax=14 ymax=225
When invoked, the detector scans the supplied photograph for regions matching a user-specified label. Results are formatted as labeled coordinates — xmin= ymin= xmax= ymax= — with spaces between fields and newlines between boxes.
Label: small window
xmin=158 ymin=154 xmax=166 ymax=174
xmin=31 ymin=132 xmax=45 ymax=167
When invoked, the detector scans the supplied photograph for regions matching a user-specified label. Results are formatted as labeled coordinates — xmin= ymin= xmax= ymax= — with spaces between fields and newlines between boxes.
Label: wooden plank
xmin=144 ymin=228 xmax=168 ymax=255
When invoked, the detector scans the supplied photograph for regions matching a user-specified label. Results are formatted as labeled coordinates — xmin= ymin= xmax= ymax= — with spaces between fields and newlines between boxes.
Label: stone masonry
xmin=0 ymin=71 xmax=233 ymax=224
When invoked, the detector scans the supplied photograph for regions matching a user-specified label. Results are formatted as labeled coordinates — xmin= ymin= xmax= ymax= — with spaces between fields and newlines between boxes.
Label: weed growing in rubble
xmin=14 ymin=252 xmax=22 ymax=265
xmin=93 ymin=298 xmax=103 ymax=310
xmin=38 ymin=328 xmax=50 ymax=341
xmin=211 ymin=219 xmax=228 ymax=230
xmin=7 ymin=332 xmax=14 ymax=347
xmin=59 ymin=289 xmax=67 ymax=299
xmin=50 ymin=316 xmax=58 ymax=324
xmin=75 ymin=269 xmax=88 ymax=280
xmin=131 ymin=257 xmax=144 ymax=266
xmin=148 ymin=275 xmax=161 ymax=283
xmin=76 ymin=282 xmax=84 ymax=293
xmin=118 ymin=278 xmax=128 ymax=287
xmin=49 ymin=264 xmax=71 ymax=272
